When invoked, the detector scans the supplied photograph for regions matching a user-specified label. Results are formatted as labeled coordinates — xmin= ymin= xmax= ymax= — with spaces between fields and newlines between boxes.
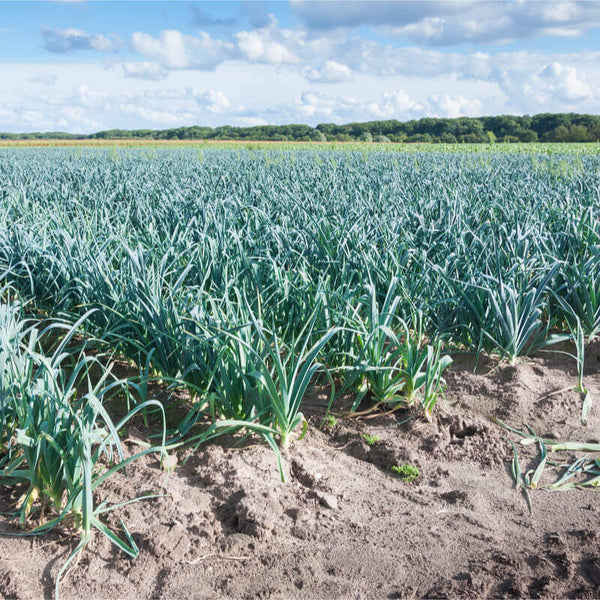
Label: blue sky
xmin=0 ymin=1 xmax=599 ymax=132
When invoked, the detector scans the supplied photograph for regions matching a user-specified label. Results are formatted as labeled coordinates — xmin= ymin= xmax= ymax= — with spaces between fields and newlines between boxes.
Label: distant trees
xmin=2 ymin=113 xmax=600 ymax=143
xmin=311 ymin=114 xmax=600 ymax=143
xmin=373 ymin=135 xmax=391 ymax=143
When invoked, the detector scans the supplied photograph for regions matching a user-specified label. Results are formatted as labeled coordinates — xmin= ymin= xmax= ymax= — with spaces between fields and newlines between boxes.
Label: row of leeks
xmin=0 ymin=288 xmax=166 ymax=597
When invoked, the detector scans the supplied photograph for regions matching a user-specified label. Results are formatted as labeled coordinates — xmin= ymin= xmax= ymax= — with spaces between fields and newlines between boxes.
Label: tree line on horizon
xmin=1 ymin=113 xmax=600 ymax=143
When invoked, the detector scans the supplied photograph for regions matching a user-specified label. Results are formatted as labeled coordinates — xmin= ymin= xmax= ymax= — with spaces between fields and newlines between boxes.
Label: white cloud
xmin=426 ymin=94 xmax=483 ymax=118
xmin=131 ymin=30 xmax=234 ymax=70
xmin=121 ymin=16 xmax=599 ymax=113
xmin=41 ymin=26 xmax=122 ymax=53
xmin=191 ymin=89 xmax=232 ymax=113
xmin=539 ymin=62 xmax=592 ymax=102
xmin=114 ymin=104 xmax=189 ymax=126
xmin=122 ymin=62 xmax=168 ymax=81
xmin=143 ymin=89 xmax=187 ymax=101
xmin=366 ymin=89 xmax=423 ymax=119
xmin=131 ymin=31 xmax=188 ymax=69
xmin=496 ymin=61 xmax=594 ymax=112
xmin=393 ymin=3 xmax=600 ymax=45
xmin=292 ymin=0 xmax=600 ymax=46
xmin=290 ymin=91 xmax=361 ymax=120
xmin=235 ymin=26 xmax=301 ymax=64
xmin=125 ymin=24 xmax=466 ymax=81
xmin=131 ymin=23 xmax=302 ymax=72
xmin=246 ymin=86 xmax=487 ymax=124
xmin=539 ymin=1 xmax=580 ymax=23
xmin=59 ymin=105 xmax=100 ymax=131
xmin=306 ymin=60 xmax=353 ymax=83
xmin=130 ymin=32 xmax=162 ymax=58
xmin=229 ymin=116 xmax=270 ymax=126
xmin=72 ymin=83 xmax=109 ymax=108
xmin=0 ymin=63 xmax=242 ymax=132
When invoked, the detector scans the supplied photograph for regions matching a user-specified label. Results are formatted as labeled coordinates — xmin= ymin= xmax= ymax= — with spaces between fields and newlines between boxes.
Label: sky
xmin=0 ymin=0 xmax=599 ymax=133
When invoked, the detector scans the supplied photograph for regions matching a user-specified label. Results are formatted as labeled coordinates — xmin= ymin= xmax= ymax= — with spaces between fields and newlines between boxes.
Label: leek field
xmin=0 ymin=145 xmax=599 ymax=596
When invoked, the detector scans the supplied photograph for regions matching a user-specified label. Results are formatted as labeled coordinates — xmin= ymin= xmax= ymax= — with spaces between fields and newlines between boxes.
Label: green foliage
xmin=497 ymin=421 xmax=600 ymax=514
xmin=218 ymin=305 xmax=338 ymax=451
xmin=0 ymin=145 xmax=598 ymax=469
xmin=361 ymin=433 xmax=380 ymax=446
xmin=553 ymin=247 xmax=600 ymax=341
xmin=0 ymin=301 xmax=166 ymax=596
xmin=339 ymin=287 xmax=452 ymax=418
xmin=343 ymin=279 xmax=406 ymax=409
xmin=3 ymin=112 xmax=600 ymax=143
xmin=322 ymin=415 xmax=339 ymax=429
xmin=391 ymin=463 xmax=420 ymax=482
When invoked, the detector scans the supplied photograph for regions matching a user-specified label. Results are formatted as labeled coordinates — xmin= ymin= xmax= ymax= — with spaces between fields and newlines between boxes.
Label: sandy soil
xmin=1 ymin=347 xmax=599 ymax=599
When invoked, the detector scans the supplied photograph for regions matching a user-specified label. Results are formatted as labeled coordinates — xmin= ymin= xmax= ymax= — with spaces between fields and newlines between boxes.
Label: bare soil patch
xmin=1 ymin=349 xmax=599 ymax=599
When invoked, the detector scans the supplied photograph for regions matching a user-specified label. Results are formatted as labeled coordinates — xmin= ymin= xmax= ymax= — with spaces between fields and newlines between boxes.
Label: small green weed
xmin=321 ymin=414 xmax=338 ymax=429
xmin=391 ymin=464 xmax=420 ymax=482
xmin=361 ymin=433 xmax=381 ymax=446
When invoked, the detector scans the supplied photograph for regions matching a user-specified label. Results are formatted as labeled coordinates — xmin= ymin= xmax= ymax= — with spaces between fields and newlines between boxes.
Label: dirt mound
xmin=429 ymin=413 xmax=511 ymax=467
xmin=1 ymin=350 xmax=599 ymax=599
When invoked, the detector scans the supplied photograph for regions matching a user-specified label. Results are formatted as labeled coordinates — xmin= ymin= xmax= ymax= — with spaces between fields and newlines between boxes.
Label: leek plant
xmin=545 ymin=316 xmax=592 ymax=425
xmin=452 ymin=260 xmax=559 ymax=363
xmin=342 ymin=279 xmax=405 ymax=411
xmin=0 ymin=303 xmax=166 ymax=597
xmin=396 ymin=311 xmax=452 ymax=409
xmin=243 ymin=311 xmax=338 ymax=450
xmin=554 ymin=247 xmax=600 ymax=341
xmin=203 ymin=293 xmax=270 ymax=422
xmin=1 ymin=148 xmax=598 ymax=379
xmin=498 ymin=421 xmax=600 ymax=511
xmin=338 ymin=284 xmax=452 ymax=418
xmin=184 ymin=300 xmax=338 ymax=479
xmin=421 ymin=342 xmax=453 ymax=421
